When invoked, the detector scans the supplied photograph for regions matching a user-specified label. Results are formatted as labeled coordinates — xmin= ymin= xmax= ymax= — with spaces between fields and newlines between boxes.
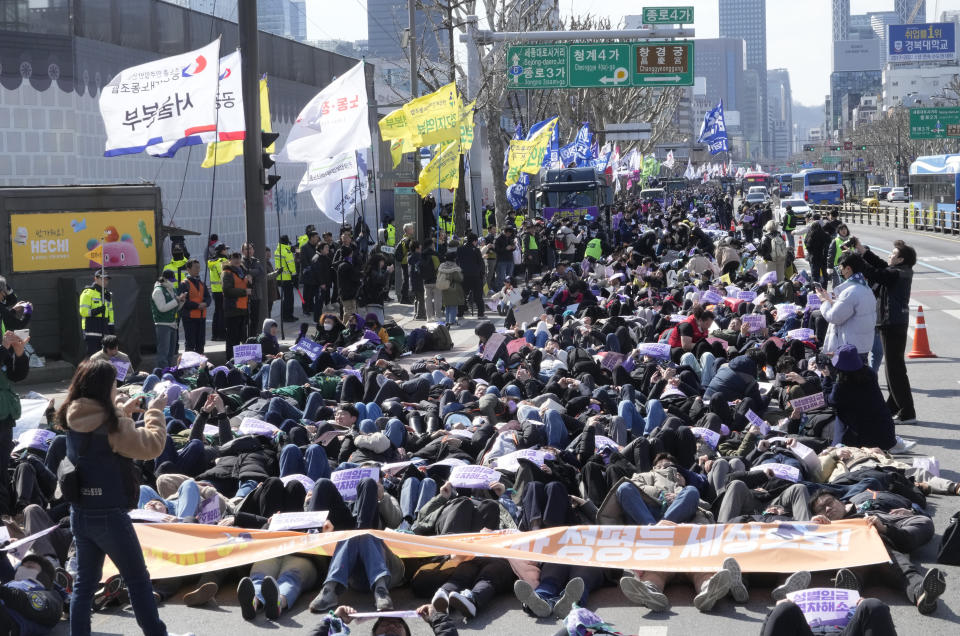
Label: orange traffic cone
xmin=729 ymin=220 xmax=735 ymax=232
xmin=796 ymin=240 xmax=805 ymax=259
xmin=908 ymin=305 xmax=937 ymax=359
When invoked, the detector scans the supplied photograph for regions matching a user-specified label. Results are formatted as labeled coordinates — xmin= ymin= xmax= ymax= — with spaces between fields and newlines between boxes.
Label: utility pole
xmin=408 ymin=0 xmax=423 ymax=245
xmin=238 ymin=0 xmax=267 ymax=323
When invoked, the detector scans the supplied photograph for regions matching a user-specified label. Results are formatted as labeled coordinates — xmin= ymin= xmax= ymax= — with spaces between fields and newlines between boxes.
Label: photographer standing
xmin=0 ymin=277 xmax=31 ymax=516
xmin=59 ymin=359 xmax=184 ymax=636
xmin=860 ymin=239 xmax=918 ymax=425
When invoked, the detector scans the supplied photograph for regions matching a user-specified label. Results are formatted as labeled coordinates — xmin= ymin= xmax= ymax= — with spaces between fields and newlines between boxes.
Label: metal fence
xmin=806 ymin=203 xmax=960 ymax=237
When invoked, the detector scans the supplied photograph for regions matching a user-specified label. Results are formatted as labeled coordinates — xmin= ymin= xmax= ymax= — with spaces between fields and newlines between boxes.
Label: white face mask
xmin=323 ymin=322 xmax=334 ymax=331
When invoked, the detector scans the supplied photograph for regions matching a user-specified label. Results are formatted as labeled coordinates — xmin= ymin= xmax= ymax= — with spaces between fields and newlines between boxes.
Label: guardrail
xmin=807 ymin=202 xmax=960 ymax=236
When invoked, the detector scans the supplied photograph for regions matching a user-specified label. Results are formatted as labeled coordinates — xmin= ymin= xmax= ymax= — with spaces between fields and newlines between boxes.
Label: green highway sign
xmin=822 ymin=156 xmax=841 ymax=164
xmin=569 ymin=44 xmax=631 ymax=88
xmin=633 ymin=41 xmax=694 ymax=86
xmin=507 ymin=45 xmax=568 ymax=89
xmin=909 ymin=106 xmax=960 ymax=139
xmin=642 ymin=6 xmax=694 ymax=24
xmin=506 ymin=41 xmax=694 ymax=89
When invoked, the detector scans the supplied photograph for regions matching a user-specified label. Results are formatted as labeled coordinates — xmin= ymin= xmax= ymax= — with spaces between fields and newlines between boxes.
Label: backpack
xmin=937 ymin=511 xmax=960 ymax=565
xmin=770 ymin=235 xmax=788 ymax=262
xmin=436 ymin=269 xmax=451 ymax=291
xmin=426 ymin=324 xmax=454 ymax=351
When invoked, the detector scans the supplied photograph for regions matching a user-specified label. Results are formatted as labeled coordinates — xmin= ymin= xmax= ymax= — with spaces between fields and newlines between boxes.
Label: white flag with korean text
xmin=297 ymin=150 xmax=358 ymax=193
xmin=100 ymin=38 xmax=221 ymax=157
xmin=310 ymin=149 xmax=370 ymax=223
xmin=276 ymin=61 xmax=370 ymax=164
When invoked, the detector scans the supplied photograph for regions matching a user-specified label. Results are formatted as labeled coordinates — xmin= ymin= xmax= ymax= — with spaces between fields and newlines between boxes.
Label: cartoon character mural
xmin=86 ymin=225 xmax=141 ymax=268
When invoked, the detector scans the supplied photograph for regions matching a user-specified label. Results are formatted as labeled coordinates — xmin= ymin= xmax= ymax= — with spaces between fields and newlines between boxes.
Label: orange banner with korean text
xmin=109 ymin=520 xmax=890 ymax=581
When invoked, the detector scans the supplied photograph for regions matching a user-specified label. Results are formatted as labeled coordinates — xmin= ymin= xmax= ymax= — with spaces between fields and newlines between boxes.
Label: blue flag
xmin=698 ymin=100 xmax=729 ymax=155
xmin=559 ymin=142 xmax=577 ymax=167
xmin=574 ymin=123 xmax=592 ymax=167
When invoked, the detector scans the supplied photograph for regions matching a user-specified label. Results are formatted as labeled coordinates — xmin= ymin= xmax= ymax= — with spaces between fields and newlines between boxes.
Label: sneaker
xmin=374 ymin=580 xmax=393 ymax=611
xmin=236 ymin=577 xmax=257 ymax=621
xmin=619 ymin=576 xmax=669 ymax=612
xmin=889 ymin=436 xmax=918 ymax=454
xmin=513 ymin=579 xmax=551 ymax=618
xmin=432 ymin=588 xmax=449 ymax=613
xmin=772 ymin=570 xmax=811 ymax=601
xmin=309 ymin=582 xmax=340 ymax=614
xmin=893 ymin=414 xmax=918 ymax=425
xmin=552 ymin=577 xmax=585 ymax=619
xmin=693 ymin=569 xmax=731 ymax=612
xmin=833 ymin=568 xmax=860 ymax=592
xmin=916 ymin=568 xmax=947 ymax=615
xmin=261 ymin=575 xmax=281 ymax=621
xmin=449 ymin=589 xmax=477 ymax=618
xmin=183 ymin=581 xmax=218 ymax=607
xmin=721 ymin=557 xmax=749 ymax=603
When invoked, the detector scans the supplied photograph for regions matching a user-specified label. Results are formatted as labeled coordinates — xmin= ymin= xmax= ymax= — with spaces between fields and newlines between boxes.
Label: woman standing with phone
xmin=59 ymin=358 xmax=190 ymax=636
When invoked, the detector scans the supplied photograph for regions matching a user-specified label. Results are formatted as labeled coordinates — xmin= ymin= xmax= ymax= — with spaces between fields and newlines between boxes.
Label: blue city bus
xmin=776 ymin=173 xmax=793 ymax=197
xmin=909 ymin=154 xmax=960 ymax=218
xmin=791 ymin=169 xmax=844 ymax=205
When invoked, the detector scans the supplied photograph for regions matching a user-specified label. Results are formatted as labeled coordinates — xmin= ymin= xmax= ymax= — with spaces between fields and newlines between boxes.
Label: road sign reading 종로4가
xmin=642 ymin=6 xmax=694 ymax=24
xmin=909 ymin=107 xmax=960 ymax=139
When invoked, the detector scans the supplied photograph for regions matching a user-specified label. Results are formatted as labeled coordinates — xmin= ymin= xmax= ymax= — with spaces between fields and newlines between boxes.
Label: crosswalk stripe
xmin=635 ymin=627 xmax=669 ymax=636
xmin=944 ymin=296 xmax=960 ymax=306
xmin=944 ymin=310 xmax=960 ymax=322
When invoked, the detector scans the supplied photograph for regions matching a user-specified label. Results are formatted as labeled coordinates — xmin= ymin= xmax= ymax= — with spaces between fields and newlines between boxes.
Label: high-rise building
xmin=719 ymin=0 xmax=768 ymax=158
xmin=366 ymin=0 xmax=445 ymax=63
xmin=833 ymin=0 xmax=850 ymax=42
xmin=162 ymin=0 xmax=308 ymax=42
xmin=828 ymin=70 xmax=882 ymax=133
xmin=849 ymin=14 xmax=874 ymax=40
xmin=693 ymin=38 xmax=746 ymax=113
xmin=895 ymin=0 xmax=926 ymax=24
xmin=767 ymin=69 xmax=792 ymax=160
xmin=869 ymin=11 xmax=899 ymax=65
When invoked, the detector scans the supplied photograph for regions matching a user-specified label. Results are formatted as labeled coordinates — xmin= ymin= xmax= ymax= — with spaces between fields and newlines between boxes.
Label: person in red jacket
xmin=667 ymin=304 xmax=714 ymax=362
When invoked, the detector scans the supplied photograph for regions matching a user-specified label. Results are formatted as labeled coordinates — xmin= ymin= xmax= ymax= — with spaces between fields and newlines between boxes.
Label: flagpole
xmin=274 ymin=186 xmax=285 ymax=341
xmin=339 ymin=178 xmax=346 ymax=230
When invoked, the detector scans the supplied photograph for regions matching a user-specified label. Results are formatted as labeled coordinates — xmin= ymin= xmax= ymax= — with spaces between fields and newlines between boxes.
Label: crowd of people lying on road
xmin=0 ymin=186 xmax=952 ymax=636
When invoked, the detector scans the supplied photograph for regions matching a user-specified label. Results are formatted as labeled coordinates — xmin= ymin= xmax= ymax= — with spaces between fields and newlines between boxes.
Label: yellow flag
xmin=390 ymin=139 xmax=403 ymax=169
xmin=378 ymin=106 xmax=413 ymax=143
xmin=505 ymin=117 xmax=557 ymax=186
xmin=415 ymin=142 xmax=460 ymax=197
xmin=459 ymin=100 xmax=475 ymax=152
xmin=85 ymin=245 xmax=103 ymax=265
xmin=403 ymin=83 xmax=460 ymax=147
xmin=202 ymin=78 xmax=273 ymax=168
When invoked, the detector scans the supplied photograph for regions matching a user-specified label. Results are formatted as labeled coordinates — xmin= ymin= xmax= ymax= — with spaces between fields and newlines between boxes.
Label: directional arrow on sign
xmin=642 ymin=75 xmax=683 ymax=82
xmin=512 ymin=54 xmax=520 ymax=84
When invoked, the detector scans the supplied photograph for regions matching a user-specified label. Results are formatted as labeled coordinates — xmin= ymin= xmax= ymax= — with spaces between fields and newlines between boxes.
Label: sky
xmin=305 ymin=0 xmax=945 ymax=106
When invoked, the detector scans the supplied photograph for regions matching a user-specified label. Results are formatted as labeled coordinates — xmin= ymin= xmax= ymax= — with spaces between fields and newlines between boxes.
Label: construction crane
xmin=907 ymin=0 xmax=924 ymax=24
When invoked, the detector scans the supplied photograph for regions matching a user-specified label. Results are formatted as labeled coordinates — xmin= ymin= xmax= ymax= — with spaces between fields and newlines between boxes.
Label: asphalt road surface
xmin=48 ymin=221 xmax=960 ymax=636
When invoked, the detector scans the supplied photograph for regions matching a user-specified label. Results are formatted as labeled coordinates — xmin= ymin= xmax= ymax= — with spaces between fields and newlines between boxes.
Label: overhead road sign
xmin=642 ymin=6 xmax=694 ymax=24
xmin=602 ymin=123 xmax=652 ymax=141
xmin=909 ymin=107 xmax=960 ymax=139
xmin=505 ymin=41 xmax=694 ymax=89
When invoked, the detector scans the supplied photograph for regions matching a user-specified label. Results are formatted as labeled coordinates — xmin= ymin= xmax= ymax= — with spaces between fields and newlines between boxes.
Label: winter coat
xmin=704 ymin=355 xmax=765 ymax=408
xmin=457 ymin=243 xmax=484 ymax=278
xmin=862 ymin=249 xmax=913 ymax=328
xmin=821 ymin=275 xmax=877 ymax=354
xmin=337 ymin=259 xmax=362 ymax=301
xmin=827 ymin=374 xmax=897 ymax=450
xmin=65 ymin=398 xmax=166 ymax=460
xmin=437 ymin=261 xmax=464 ymax=306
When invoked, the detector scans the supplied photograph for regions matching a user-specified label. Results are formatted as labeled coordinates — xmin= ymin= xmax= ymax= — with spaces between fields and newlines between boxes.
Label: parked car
xmin=744 ymin=192 xmax=768 ymax=205
xmin=775 ymin=199 xmax=811 ymax=227
xmin=887 ymin=187 xmax=910 ymax=202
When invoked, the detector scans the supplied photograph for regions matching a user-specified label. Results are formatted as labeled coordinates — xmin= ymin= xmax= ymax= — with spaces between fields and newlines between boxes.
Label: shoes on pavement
xmin=373 ymin=576 xmax=393 ymax=611
xmin=917 ymin=568 xmax=947 ymax=615
xmin=772 ymin=570 xmax=811 ymax=601
xmin=693 ymin=569 xmax=731 ymax=612
xmin=513 ymin=579 xmax=551 ymax=618
xmin=431 ymin=587 xmax=449 ymax=613
xmin=619 ymin=576 xmax=669 ymax=612
xmin=309 ymin=581 xmax=341 ymax=614
xmin=552 ymin=577 xmax=585 ymax=619
xmin=449 ymin=589 xmax=477 ymax=618
xmin=833 ymin=568 xmax=860 ymax=592
xmin=721 ymin=557 xmax=749 ymax=603
xmin=183 ymin=581 xmax=218 ymax=606
xmin=889 ymin=436 xmax=918 ymax=453
xmin=894 ymin=414 xmax=918 ymax=425
xmin=236 ymin=576 xmax=258 ymax=621
xmin=261 ymin=575 xmax=281 ymax=621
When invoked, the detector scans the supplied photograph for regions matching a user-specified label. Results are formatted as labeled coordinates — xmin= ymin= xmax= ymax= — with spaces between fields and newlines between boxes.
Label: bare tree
xmin=848 ymin=108 xmax=958 ymax=184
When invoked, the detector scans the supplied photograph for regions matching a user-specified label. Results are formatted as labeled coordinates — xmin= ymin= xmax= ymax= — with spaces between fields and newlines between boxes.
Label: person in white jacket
xmin=816 ymin=252 xmax=877 ymax=357
xmin=151 ymin=270 xmax=185 ymax=370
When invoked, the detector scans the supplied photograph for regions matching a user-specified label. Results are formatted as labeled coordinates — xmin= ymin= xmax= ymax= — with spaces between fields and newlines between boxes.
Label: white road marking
xmin=944 ymin=310 xmax=960 ymax=322
xmin=945 ymin=296 xmax=960 ymax=306
xmin=636 ymin=628 xmax=669 ymax=636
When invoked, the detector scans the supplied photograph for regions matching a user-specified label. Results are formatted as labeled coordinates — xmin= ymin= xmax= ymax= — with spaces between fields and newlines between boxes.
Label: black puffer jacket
xmin=862 ymin=248 xmax=912 ymax=327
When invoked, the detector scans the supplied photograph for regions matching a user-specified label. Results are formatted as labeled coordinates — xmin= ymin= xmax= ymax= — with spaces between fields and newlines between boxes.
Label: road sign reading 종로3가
xmin=507 ymin=45 xmax=568 ymax=89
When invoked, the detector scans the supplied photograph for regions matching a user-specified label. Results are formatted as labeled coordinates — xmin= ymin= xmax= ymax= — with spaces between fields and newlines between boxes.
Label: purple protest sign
xmin=758 ymin=270 xmax=778 ymax=286
xmin=109 ymin=358 xmax=131 ymax=381
xmin=669 ymin=314 xmax=686 ymax=323
xmin=482 ymin=333 xmax=506 ymax=361
xmin=177 ymin=351 xmax=207 ymax=369
xmin=706 ymin=337 xmax=729 ymax=352
xmin=594 ymin=435 xmax=622 ymax=452
xmin=637 ymin=342 xmax=671 ymax=359
xmin=601 ymin=352 xmax=626 ymax=371
xmin=315 ymin=430 xmax=343 ymax=446
xmin=281 ymin=474 xmax=316 ymax=492
xmin=806 ymin=293 xmax=821 ymax=310
xmin=737 ymin=290 xmax=757 ymax=302
xmin=494 ymin=449 xmax=555 ymax=473
xmin=701 ymin=290 xmax=722 ymax=304
xmin=291 ymin=339 xmax=323 ymax=361
xmin=449 ymin=465 xmax=501 ymax=489
xmin=238 ymin=417 xmax=280 ymax=438
xmin=776 ymin=303 xmax=800 ymax=319
xmin=331 ymin=467 xmax=380 ymax=501
xmin=790 ymin=392 xmax=826 ymax=413
xmin=751 ymin=463 xmax=801 ymax=482
xmin=742 ymin=314 xmax=766 ymax=332
xmin=787 ymin=588 xmax=859 ymax=629
xmin=232 ymin=343 xmax=262 ymax=364
xmin=12 ymin=429 xmax=55 ymax=454
xmin=745 ymin=409 xmax=769 ymax=435
xmin=196 ymin=497 xmax=222 ymax=524
xmin=268 ymin=511 xmax=329 ymax=531
xmin=787 ymin=328 xmax=815 ymax=341
xmin=690 ymin=427 xmax=720 ymax=448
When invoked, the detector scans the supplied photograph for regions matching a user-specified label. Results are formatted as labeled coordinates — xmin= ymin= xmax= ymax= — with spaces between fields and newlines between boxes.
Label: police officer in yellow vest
xmin=297 ymin=224 xmax=317 ymax=251
xmin=384 ymin=223 xmax=397 ymax=247
xmin=79 ymin=271 xmax=114 ymax=355
xmin=207 ymin=243 xmax=229 ymax=341
xmin=514 ymin=212 xmax=525 ymax=229
xmin=162 ymin=243 xmax=189 ymax=286
xmin=584 ymin=236 xmax=603 ymax=261
xmin=483 ymin=206 xmax=496 ymax=229
xmin=276 ymin=235 xmax=297 ymax=322
xmin=438 ymin=208 xmax=455 ymax=238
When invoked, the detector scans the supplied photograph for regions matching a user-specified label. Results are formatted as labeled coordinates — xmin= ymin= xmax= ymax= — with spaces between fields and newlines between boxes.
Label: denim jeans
xmin=869 ymin=329 xmax=884 ymax=374
xmin=354 ymin=401 xmax=383 ymax=423
xmin=617 ymin=400 xmax=645 ymax=437
xmin=445 ymin=305 xmax=458 ymax=324
xmin=264 ymin=396 xmax=305 ymax=426
xmin=278 ymin=443 xmax=331 ymax=481
xmin=495 ymin=260 xmax=514 ymax=288
xmin=325 ymin=535 xmax=390 ymax=589
xmin=543 ymin=410 xmax=569 ymax=448
xmin=142 ymin=374 xmax=161 ymax=393
xmin=70 ymin=507 xmax=166 ymax=636
xmin=516 ymin=404 xmax=542 ymax=424
xmin=250 ymin=554 xmax=317 ymax=607
xmin=138 ymin=480 xmax=201 ymax=518
xmin=605 ymin=332 xmax=621 ymax=354
xmin=616 ymin=483 xmax=700 ymax=525
xmin=154 ymin=324 xmax=178 ymax=371
xmin=525 ymin=329 xmax=549 ymax=347
xmin=643 ymin=399 xmax=666 ymax=434
xmin=699 ymin=352 xmax=718 ymax=387
xmin=400 ymin=477 xmax=438 ymax=520
xmin=264 ymin=358 xmax=310 ymax=389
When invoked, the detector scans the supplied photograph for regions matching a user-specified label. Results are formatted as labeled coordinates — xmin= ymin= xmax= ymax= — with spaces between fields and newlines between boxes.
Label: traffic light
xmin=262 ymin=131 xmax=280 ymax=191
xmin=803 ymin=144 xmax=814 ymax=152
xmin=859 ymin=145 xmax=867 ymax=151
